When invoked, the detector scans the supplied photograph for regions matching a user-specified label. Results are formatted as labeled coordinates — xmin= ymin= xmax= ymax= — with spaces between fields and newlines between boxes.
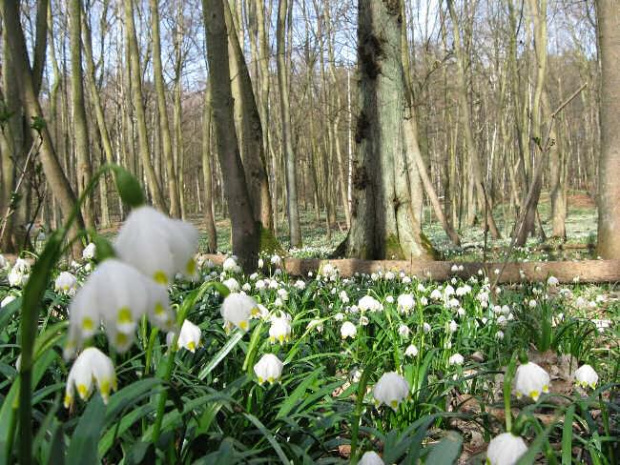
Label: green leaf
xmin=198 ymin=331 xmax=244 ymax=380
xmin=110 ymin=165 xmax=145 ymax=208
xmin=66 ymin=396 xmax=106 ymax=464
xmin=276 ymin=368 xmax=322 ymax=420
xmin=562 ymin=405 xmax=575 ymax=465
xmin=424 ymin=431 xmax=462 ymax=465
xmin=243 ymin=413 xmax=289 ymax=464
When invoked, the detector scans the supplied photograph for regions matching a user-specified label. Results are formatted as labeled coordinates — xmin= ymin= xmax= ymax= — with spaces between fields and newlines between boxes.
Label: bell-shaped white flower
xmin=64 ymin=347 xmax=117 ymax=408
xmin=449 ymin=353 xmax=464 ymax=365
xmin=373 ymin=371 xmax=409 ymax=410
xmin=82 ymin=242 xmax=97 ymax=260
xmin=514 ymin=362 xmax=550 ymax=401
xmin=359 ymin=451 xmax=385 ymax=465
xmin=114 ymin=206 xmax=199 ymax=285
xmin=358 ymin=295 xmax=383 ymax=312
xmin=223 ymin=256 xmax=242 ymax=273
xmin=220 ymin=292 xmax=258 ymax=331
xmin=8 ymin=258 xmax=30 ymax=287
xmin=340 ymin=321 xmax=357 ymax=339
xmin=486 ymin=432 xmax=528 ymax=465
xmin=55 ymin=271 xmax=78 ymax=296
xmin=430 ymin=289 xmax=443 ymax=300
xmin=405 ymin=344 xmax=418 ymax=357
xmin=307 ymin=318 xmax=324 ymax=332
xmin=574 ymin=364 xmax=598 ymax=389
xmin=254 ymin=353 xmax=283 ymax=384
xmin=398 ymin=324 xmax=411 ymax=338
xmin=167 ymin=319 xmax=201 ymax=353
xmin=269 ymin=317 xmax=292 ymax=344
xmin=65 ymin=259 xmax=172 ymax=358
xmin=397 ymin=294 xmax=415 ymax=314
xmin=222 ymin=277 xmax=240 ymax=293
xmin=1 ymin=295 xmax=16 ymax=308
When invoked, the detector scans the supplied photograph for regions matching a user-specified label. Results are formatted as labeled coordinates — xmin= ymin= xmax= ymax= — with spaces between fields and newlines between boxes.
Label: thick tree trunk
xmin=596 ymin=0 xmax=620 ymax=258
xmin=203 ymin=0 xmax=259 ymax=272
xmin=346 ymin=0 xmax=433 ymax=260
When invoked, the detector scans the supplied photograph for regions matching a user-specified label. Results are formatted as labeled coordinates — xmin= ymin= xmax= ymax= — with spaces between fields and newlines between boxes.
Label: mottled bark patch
xmin=352 ymin=164 xmax=370 ymax=190
xmin=355 ymin=110 xmax=370 ymax=143
xmin=358 ymin=32 xmax=383 ymax=80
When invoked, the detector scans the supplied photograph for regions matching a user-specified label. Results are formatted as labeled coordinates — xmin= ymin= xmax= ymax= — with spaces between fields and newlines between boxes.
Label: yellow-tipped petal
xmin=258 ymin=377 xmax=264 ymax=384
xmin=77 ymin=384 xmax=89 ymax=400
xmin=154 ymin=303 xmax=166 ymax=316
xmin=390 ymin=400 xmax=398 ymax=409
xmin=268 ymin=376 xmax=274 ymax=383
xmin=542 ymin=385 xmax=549 ymax=393
xmin=153 ymin=270 xmax=168 ymax=285
xmin=117 ymin=307 xmax=133 ymax=325
xmin=115 ymin=332 xmax=129 ymax=347
xmin=82 ymin=317 xmax=94 ymax=332
xmin=529 ymin=390 xmax=540 ymax=401
xmin=64 ymin=394 xmax=73 ymax=409
xmin=187 ymin=341 xmax=196 ymax=353
xmin=239 ymin=320 xmax=248 ymax=331
xmin=251 ymin=307 xmax=260 ymax=317
xmin=186 ymin=259 xmax=196 ymax=276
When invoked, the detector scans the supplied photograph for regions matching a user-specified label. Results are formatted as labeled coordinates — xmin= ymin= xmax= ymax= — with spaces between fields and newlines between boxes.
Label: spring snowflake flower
xmin=449 ymin=353 xmax=464 ymax=365
xmin=430 ymin=289 xmax=443 ymax=301
xmin=405 ymin=344 xmax=418 ymax=357
xmin=340 ymin=321 xmax=357 ymax=339
xmin=574 ymin=364 xmax=598 ymax=389
xmin=65 ymin=260 xmax=172 ymax=358
xmin=8 ymin=258 xmax=30 ymax=287
xmin=486 ymin=432 xmax=528 ymax=465
xmin=167 ymin=319 xmax=201 ymax=353
xmin=397 ymin=294 xmax=415 ymax=313
xmin=398 ymin=324 xmax=411 ymax=338
xmin=254 ymin=353 xmax=283 ymax=384
xmin=1 ymin=295 xmax=16 ymax=308
xmin=514 ymin=362 xmax=550 ymax=401
xmin=220 ymin=293 xmax=259 ymax=331
xmin=64 ymin=347 xmax=117 ymax=408
xmin=423 ymin=322 xmax=431 ymax=333
xmin=307 ymin=318 xmax=324 ymax=332
xmin=114 ymin=206 xmax=199 ymax=285
xmin=269 ymin=317 xmax=292 ymax=343
xmin=447 ymin=320 xmax=458 ymax=333
xmin=547 ymin=276 xmax=559 ymax=286
xmin=222 ymin=277 xmax=240 ymax=293
xmin=373 ymin=371 xmax=409 ymax=410
xmin=54 ymin=271 xmax=78 ymax=296
xmin=359 ymin=451 xmax=384 ymax=465
xmin=358 ymin=295 xmax=383 ymax=312
xmin=223 ymin=256 xmax=241 ymax=273
xmin=495 ymin=330 xmax=505 ymax=340
xmin=293 ymin=280 xmax=306 ymax=290
xmin=82 ymin=242 xmax=97 ymax=260
xmin=359 ymin=315 xmax=369 ymax=326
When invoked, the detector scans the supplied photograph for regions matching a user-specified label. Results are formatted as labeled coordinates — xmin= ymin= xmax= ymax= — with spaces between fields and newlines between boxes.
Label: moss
xmin=385 ymin=234 xmax=405 ymax=260
xmin=258 ymin=224 xmax=286 ymax=256
xmin=419 ymin=231 xmax=439 ymax=260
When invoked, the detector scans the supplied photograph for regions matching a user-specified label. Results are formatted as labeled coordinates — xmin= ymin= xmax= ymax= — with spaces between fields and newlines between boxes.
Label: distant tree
xmin=596 ymin=0 xmax=620 ymax=258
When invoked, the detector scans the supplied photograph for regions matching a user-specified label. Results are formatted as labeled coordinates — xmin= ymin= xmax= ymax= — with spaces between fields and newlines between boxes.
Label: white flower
xmin=359 ymin=451 xmax=385 ymax=465
xmin=514 ymin=362 xmax=550 ymax=401
xmin=449 ymin=353 xmax=464 ymax=365
xmin=405 ymin=344 xmax=418 ymax=357
xmin=269 ymin=317 xmax=292 ymax=343
xmin=574 ymin=364 xmax=598 ymax=389
xmin=447 ymin=320 xmax=458 ymax=333
xmin=486 ymin=432 xmax=528 ymax=465
xmin=398 ymin=324 xmax=410 ymax=338
xmin=495 ymin=330 xmax=505 ymax=340
xmin=220 ymin=293 xmax=259 ymax=331
xmin=307 ymin=318 xmax=324 ymax=332
xmin=373 ymin=371 xmax=409 ymax=410
xmin=1 ymin=295 xmax=16 ymax=308
xmin=168 ymin=319 xmax=201 ymax=353
xmin=254 ymin=353 xmax=283 ymax=384
xmin=423 ymin=322 xmax=431 ymax=333
xmin=64 ymin=347 xmax=116 ymax=408
xmin=82 ymin=242 xmax=96 ymax=260
xmin=65 ymin=260 xmax=172 ymax=358
xmin=8 ymin=258 xmax=30 ymax=287
xmin=547 ymin=276 xmax=559 ymax=286
xmin=430 ymin=289 xmax=442 ymax=300
xmin=242 ymin=283 xmax=252 ymax=292
xmin=340 ymin=321 xmax=357 ymax=339
xmin=359 ymin=315 xmax=369 ymax=326
xmin=223 ymin=256 xmax=242 ymax=273
xmin=444 ymin=284 xmax=455 ymax=296
xmin=114 ymin=206 xmax=199 ymax=284
xmin=358 ymin=295 xmax=383 ymax=312
xmin=222 ymin=277 xmax=240 ymax=293
xmin=277 ymin=288 xmax=289 ymax=301
xmin=0 ymin=254 xmax=8 ymax=270
xmin=528 ymin=299 xmax=537 ymax=308
xmin=456 ymin=285 xmax=471 ymax=296
xmin=257 ymin=258 xmax=264 ymax=268
xmin=294 ymin=280 xmax=306 ymax=290
xmin=397 ymin=294 xmax=415 ymax=313
xmin=55 ymin=271 xmax=78 ymax=296
xmin=270 ymin=254 xmax=282 ymax=266
xmin=334 ymin=312 xmax=345 ymax=321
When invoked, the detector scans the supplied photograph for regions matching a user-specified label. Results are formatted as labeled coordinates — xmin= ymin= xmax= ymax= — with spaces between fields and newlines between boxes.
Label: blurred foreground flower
xmin=359 ymin=451 xmax=384 ymax=465
xmin=64 ymin=347 xmax=117 ymax=408
xmin=55 ymin=271 xmax=78 ymax=296
xmin=486 ymin=432 xmax=528 ymax=465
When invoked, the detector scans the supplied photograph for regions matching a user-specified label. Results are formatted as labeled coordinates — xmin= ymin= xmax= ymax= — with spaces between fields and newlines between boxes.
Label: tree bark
xmin=202 ymin=86 xmax=218 ymax=253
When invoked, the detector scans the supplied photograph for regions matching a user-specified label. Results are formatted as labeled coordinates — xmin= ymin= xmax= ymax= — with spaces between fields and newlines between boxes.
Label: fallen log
xmin=202 ymin=255 xmax=620 ymax=284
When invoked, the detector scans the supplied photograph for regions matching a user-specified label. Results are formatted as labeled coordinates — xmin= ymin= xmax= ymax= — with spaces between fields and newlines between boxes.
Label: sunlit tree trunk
xmin=202 ymin=86 xmax=218 ymax=252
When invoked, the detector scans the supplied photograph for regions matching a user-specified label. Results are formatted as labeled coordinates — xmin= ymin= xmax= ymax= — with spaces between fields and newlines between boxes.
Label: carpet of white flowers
xmin=1 ymin=242 xmax=619 ymax=463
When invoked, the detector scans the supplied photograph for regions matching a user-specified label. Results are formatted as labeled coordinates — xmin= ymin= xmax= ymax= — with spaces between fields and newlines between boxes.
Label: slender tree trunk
xmin=203 ymin=0 xmax=259 ymax=272
xmin=202 ymin=86 xmax=218 ymax=252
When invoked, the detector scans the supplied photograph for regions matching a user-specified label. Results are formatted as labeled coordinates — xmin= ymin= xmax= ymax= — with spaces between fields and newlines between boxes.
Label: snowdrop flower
xmin=417 ymin=283 xmax=426 ymax=292
xmin=340 ymin=321 xmax=357 ymax=339
xmin=223 ymin=256 xmax=242 ymax=273
xmin=251 ymin=304 xmax=270 ymax=320
xmin=254 ymin=353 xmax=283 ymax=384
xmin=257 ymin=258 xmax=264 ymax=268
xmin=8 ymin=258 xmax=30 ymax=287
xmin=423 ymin=322 xmax=431 ymax=333
xmin=65 ymin=260 xmax=172 ymax=358
xmin=514 ymin=362 xmax=550 ymax=401
xmin=385 ymin=295 xmax=394 ymax=304
xmin=405 ymin=344 xmax=418 ymax=357
xmin=64 ymin=347 xmax=116 ymax=408
xmin=547 ymin=276 xmax=559 ymax=287
xmin=486 ymin=432 xmax=528 ymax=465
xmin=269 ymin=317 xmax=292 ymax=343
xmin=270 ymin=254 xmax=282 ymax=266
xmin=1 ymin=295 xmax=16 ymax=308
xmin=255 ymin=279 xmax=266 ymax=290
xmin=277 ymin=288 xmax=289 ymax=301
xmin=447 ymin=320 xmax=458 ymax=333
xmin=373 ymin=371 xmax=409 ymax=410
xmin=385 ymin=271 xmax=395 ymax=280
xmin=420 ymin=296 xmax=428 ymax=306
xmin=430 ymin=289 xmax=442 ymax=301
xmin=397 ymin=294 xmax=415 ymax=314
xmin=398 ymin=324 xmax=410 ymax=338
xmin=359 ymin=451 xmax=384 ymax=465
xmin=334 ymin=312 xmax=345 ymax=321
xmin=444 ymin=284 xmax=455 ymax=297
xmin=294 ymin=280 xmax=306 ymax=290
xmin=495 ymin=330 xmax=505 ymax=340
xmin=242 ymin=283 xmax=252 ymax=292
xmin=451 ymin=264 xmax=459 ymax=272
xmin=358 ymin=295 xmax=383 ymax=312
xmin=401 ymin=275 xmax=411 ymax=284
xmin=273 ymin=297 xmax=284 ymax=307
xmin=574 ymin=364 xmax=598 ymax=389
xmin=222 ymin=277 xmax=240 ymax=293
xmin=82 ymin=242 xmax=96 ymax=260
xmin=528 ymin=299 xmax=537 ymax=308
xmin=220 ymin=293 xmax=259 ymax=331
xmin=307 ymin=318 xmax=324 ymax=332
xmin=268 ymin=279 xmax=280 ymax=289
xmin=359 ymin=315 xmax=369 ymax=326
xmin=449 ymin=353 xmax=464 ymax=365
xmin=447 ymin=297 xmax=460 ymax=308
xmin=456 ymin=285 xmax=471 ymax=296
xmin=114 ymin=206 xmax=199 ymax=284
xmin=55 ymin=271 xmax=78 ymax=296
xmin=167 ymin=319 xmax=202 ymax=353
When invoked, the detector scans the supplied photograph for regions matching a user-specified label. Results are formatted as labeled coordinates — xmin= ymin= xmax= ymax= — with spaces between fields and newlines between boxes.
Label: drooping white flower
xmin=547 ymin=276 xmax=559 ymax=287
xmin=359 ymin=451 xmax=385 ymax=465
xmin=574 ymin=364 xmax=598 ymax=389
xmin=223 ymin=256 xmax=242 ymax=273
xmin=447 ymin=320 xmax=458 ymax=333
xmin=495 ymin=330 xmax=505 ymax=340
xmin=398 ymin=324 xmax=411 ymax=338
xmin=397 ymin=294 xmax=415 ymax=313
xmin=340 ymin=321 xmax=357 ymax=339
xmin=65 ymin=260 xmax=173 ymax=358
xmin=359 ymin=315 xmax=369 ymax=326
xmin=373 ymin=371 xmax=409 ymax=410
xmin=55 ymin=271 xmax=78 ymax=296
xmin=449 ymin=353 xmax=464 ymax=366
xmin=254 ymin=353 xmax=283 ymax=384
xmin=430 ymin=289 xmax=443 ymax=300
xmin=358 ymin=295 xmax=383 ymax=312
xmin=486 ymin=432 xmax=528 ymax=465
xmin=456 ymin=285 xmax=471 ymax=296
xmin=307 ymin=318 xmax=324 ymax=332
xmin=423 ymin=322 xmax=431 ymax=333
xmin=220 ymin=293 xmax=259 ymax=331
xmin=64 ymin=347 xmax=117 ymax=408
xmin=8 ymin=258 xmax=30 ymax=287
xmin=1 ymin=295 xmax=16 ymax=308
xmin=168 ymin=319 xmax=202 ymax=353
xmin=269 ymin=317 xmax=292 ymax=344
xmin=514 ymin=362 xmax=550 ymax=401
xmin=114 ymin=206 xmax=199 ymax=284
xmin=0 ymin=254 xmax=8 ymax=270
xmin=293 ymin=280 xmax=306 ymax=290
xmin=82 ymin=242 xmax=97 ymax=260
xmin=405 ymin=344 xmax=418 ymax=357
xmin=222 ymin=277 xmax=240 ymax=293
